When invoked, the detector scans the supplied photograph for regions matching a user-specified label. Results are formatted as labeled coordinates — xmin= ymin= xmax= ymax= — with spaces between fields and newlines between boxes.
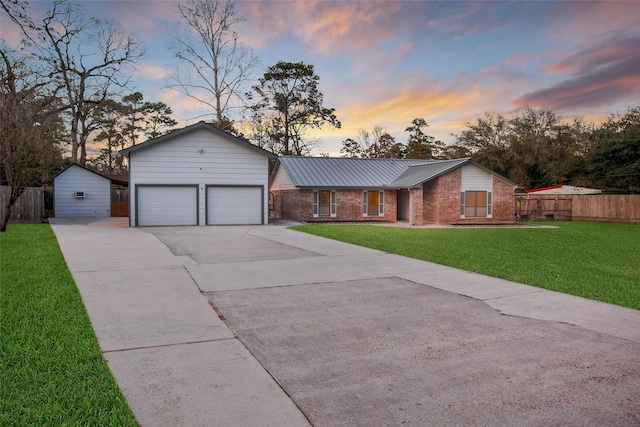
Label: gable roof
xmin=120 ymin=121 xmax=277 ymax=159
xmin=275 ymin=157 xmax=436 ymax=188
xmin=273 ymin=156 xmax=518 ymax=189
xmin=52 ymin=163 xmax=111 ymax=182
xmin=389 ymin=158 xmax=471 ymax=187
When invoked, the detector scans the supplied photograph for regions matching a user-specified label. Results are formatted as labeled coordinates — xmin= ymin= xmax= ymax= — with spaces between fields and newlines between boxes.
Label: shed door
xmin=137 ymin=186 xmax=197 ymax=226
xmin=207 ymin=186 xmax=262 ymax=225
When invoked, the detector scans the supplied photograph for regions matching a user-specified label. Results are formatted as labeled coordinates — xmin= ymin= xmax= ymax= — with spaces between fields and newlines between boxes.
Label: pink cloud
xmin=238 ymin=0 xmax=403 ymax=54
xmin=87 ymin=1 xmax=179 ymax=34
xmin=547 ymin=2 xmax=640 ymax=42
xmin=135 ymin=63 xmax=171 ymax=80
xmin=548 ymin=33 xmax=640 ymax=75
xmin=514 ymin=32 xmax=640 ymax=110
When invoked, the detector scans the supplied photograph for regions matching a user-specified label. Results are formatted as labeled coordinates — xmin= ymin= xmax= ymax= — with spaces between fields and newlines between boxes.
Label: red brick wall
xmin=271 ymin=189 xmax=397 ymax=223
xmin=381 ymin=190 xmax=397 ymax=222
xmin=270 ymin=174 xmax=514 ymax=225
xmin=490 ymin=176 xmax=516 ymax=222
xmin=336 ymin=190 xmax=363 ymax=221
xmin=273 ymin=189 xmax=314 ymax=222
xmin=418 ymin=169 xmax=515 ymax=225
xmin=410 ymin=187 xmax=425 ymax=225
xmin=421 ymin=169 xmax=462 ymax=224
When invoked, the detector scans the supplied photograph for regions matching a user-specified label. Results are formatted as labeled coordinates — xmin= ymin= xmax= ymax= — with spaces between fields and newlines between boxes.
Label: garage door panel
xmin=138 ymin=186 xmax=197 ymax=226
xmin=208 ymin=186 xmax=262 ymax=225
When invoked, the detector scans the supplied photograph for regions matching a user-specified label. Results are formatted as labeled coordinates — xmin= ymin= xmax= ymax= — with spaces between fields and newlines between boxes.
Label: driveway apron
xmin=51 ymin=218 xmax=640 ymax=427
xmin=50 ymin=218 xmax=310 ymax=427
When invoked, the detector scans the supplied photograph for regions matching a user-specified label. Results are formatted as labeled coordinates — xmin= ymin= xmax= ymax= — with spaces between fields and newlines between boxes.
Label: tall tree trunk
xmin=284 ymin=114 xmax=290 ymax=155
xmin=1 ymin=188 xmax=23 ymax=232
xmin=1 ymin=206 xmax=12 ymax=232
xmin=80 ymin=142 xmax=87 ymax=165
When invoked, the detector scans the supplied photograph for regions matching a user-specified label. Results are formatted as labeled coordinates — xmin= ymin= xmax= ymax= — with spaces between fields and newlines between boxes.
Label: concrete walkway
xmin=50 ymin=218 xmax=640 ymax=426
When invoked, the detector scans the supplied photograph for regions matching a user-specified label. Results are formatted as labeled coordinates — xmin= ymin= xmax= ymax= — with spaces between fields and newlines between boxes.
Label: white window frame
xmin=313 ymin=189 xmax=336 ymax=218
xmin=460 ymin=191 xmax=492 ymax=218
xmin=363 ymin=190 xmax=384 ymax=217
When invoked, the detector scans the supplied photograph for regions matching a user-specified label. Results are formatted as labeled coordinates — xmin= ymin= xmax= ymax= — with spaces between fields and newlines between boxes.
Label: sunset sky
xmin=2 ymin=0 xmax=640 ymax=155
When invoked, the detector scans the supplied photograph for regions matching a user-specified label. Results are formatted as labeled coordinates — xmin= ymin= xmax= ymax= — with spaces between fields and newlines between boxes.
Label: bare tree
xmin=170 ymin=0 xmax=258 ymax=131
xmin=24 ymin=0 xmax=142 ymax=164
xmin=0 ymin=49 xmax=64 ymax=232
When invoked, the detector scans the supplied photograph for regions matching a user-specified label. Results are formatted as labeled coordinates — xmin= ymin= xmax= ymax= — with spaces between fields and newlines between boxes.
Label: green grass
xmin=292 ymin=222 xmax=640 ymax=311
xmin=1 ymin=224 xmax=137 ymax=426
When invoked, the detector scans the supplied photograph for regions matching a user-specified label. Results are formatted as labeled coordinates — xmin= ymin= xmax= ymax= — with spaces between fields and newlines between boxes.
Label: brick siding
xmin=421 ymin=169 xmax=461 ymax=224
xmin=420 ymin=169 xmax=514 ymax=224
xmin=489 ymin=176 xmax=516 ymax=222
xmin=272 ymin=189 xmax=397 ymax=223
xmin=270 ymin=171 xmax=514 ymax=225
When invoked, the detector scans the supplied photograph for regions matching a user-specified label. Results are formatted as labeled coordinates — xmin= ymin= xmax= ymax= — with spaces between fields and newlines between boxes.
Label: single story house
xmin=53 ymin=163 xmax=111 ymax=218
xmin=120 ymin=121 xmax=276 ymax=227
xmin=269 ymin=156 xmax=518 ymax=225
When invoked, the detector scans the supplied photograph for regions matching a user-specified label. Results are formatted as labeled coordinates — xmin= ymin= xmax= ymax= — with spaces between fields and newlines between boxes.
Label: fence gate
xmin=111 ymin=187 xmax=129 ymax=217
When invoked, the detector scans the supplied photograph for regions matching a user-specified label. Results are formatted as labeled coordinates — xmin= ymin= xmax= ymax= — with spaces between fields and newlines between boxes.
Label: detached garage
xmin=53 ymin=164 xmax=111 ymax=218
xmin=121 ymin=122 xmax=276 ymax=227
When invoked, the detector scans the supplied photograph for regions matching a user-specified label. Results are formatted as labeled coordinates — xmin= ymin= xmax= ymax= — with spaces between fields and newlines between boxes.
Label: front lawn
xmin=0 ymin=224 xmax=137 ymax=426
xmin=292 ymin=222 xmax=640 ymax=311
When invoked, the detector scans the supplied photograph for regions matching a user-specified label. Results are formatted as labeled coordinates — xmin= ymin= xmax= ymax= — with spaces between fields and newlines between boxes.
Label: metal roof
xmin=277 ymin=156 xmax=470 ymax=188
xmin=389 ymin=158 xmax=471 ymax=188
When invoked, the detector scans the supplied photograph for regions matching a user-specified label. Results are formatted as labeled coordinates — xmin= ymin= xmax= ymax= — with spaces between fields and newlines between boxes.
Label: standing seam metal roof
xmin=278 ymin=156 xmax=472 ymax=188
xmin=389 ymin=158 xmax=471 ymax=187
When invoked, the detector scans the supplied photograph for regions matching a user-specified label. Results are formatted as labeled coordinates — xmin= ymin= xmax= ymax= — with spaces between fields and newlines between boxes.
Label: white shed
xmin=120 ymin=121 xmax=276 ymax=227
xmin=53 ymin=164 xmax=111 ymax=218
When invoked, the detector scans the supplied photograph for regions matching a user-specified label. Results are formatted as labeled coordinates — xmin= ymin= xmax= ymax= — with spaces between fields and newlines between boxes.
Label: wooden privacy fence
xmin=572 ymin=194 xmax=640 ymax=223
xmin=516 ymin=194 xmax=640 ymax=223
xmin=111 ymin=188 xmax=129 ymax=217
xmin=0 ymin=186 xmax=51 ymax=223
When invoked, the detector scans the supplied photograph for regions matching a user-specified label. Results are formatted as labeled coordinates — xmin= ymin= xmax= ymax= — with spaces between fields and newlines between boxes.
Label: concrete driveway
xmin=50 ymin=218 xmax=640 ymax=426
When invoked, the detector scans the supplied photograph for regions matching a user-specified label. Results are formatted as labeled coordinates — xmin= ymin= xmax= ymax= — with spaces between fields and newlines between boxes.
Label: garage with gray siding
xmin=121 ymin=122 xmax=275 ymax=227
xmin=53 ymin=164 xmax=111 ymax=218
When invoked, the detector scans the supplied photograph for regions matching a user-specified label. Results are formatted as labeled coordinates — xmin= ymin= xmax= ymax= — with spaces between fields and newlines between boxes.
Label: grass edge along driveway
xmin=1 ymin=224 xmax=137 ymax=426
xmin=292 ymin=221 xmax=640 ymax=311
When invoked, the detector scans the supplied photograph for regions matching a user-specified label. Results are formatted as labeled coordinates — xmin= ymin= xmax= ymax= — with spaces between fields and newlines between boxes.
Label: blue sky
xmin=3 ymin=1 xmax=640 ymax=155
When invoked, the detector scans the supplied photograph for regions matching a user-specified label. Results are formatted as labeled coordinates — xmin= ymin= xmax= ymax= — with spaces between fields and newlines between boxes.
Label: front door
xmin=397 ymin=189 xmax=409 ymax=220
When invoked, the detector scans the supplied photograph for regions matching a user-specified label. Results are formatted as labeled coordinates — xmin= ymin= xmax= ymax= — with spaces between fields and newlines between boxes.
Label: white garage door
xmin=207 ymin=186 xmax=262 ymax=225
xmin=137 ymin=186 xmax=198 ymax=226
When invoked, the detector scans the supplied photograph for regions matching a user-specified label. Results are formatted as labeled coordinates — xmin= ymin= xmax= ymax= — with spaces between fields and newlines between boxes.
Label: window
xmin=313 ymin=190 xmax=336 ymax=217
xmin=363 ymin=190 xmax=384 ymax=216
xmin=462 ymin=191 xmax=491 ymax=217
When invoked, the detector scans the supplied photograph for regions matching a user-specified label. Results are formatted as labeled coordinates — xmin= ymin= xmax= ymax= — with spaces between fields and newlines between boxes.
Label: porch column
xmin=409 ymin=187 xmax=424 ymax=226
xmin=409 ymin=189 xmax=415 ymax=226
